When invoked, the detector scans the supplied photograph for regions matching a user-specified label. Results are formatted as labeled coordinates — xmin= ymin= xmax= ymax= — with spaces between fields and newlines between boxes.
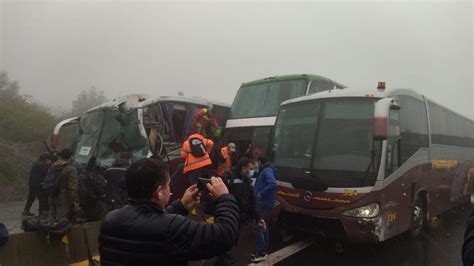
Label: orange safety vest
xmin=180 ymin=134 xmax=214 ymax=174
xmin=221 ymin=147 xmax=232 ymax=169
xmin=217 ymin=146 xmax=232 ymax=176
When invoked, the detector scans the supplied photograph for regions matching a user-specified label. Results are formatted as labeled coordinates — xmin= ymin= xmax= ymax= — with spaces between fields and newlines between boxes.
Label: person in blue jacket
xmin=251 ymin=156 xmax=277 ymax=263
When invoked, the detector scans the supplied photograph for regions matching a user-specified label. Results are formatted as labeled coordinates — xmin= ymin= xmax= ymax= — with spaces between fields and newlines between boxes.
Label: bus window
xmin=308 ymin=80 xmax=334 ymax=94
xmin=171 ymin=104 xmax=187 ymax=141
xmin=251 ymin=127 xmax=272 ymax=159
xmin=230 ymin=79 xmax=307 ymax=119
xmin=386 ymin=109 xmax=401 ymax=177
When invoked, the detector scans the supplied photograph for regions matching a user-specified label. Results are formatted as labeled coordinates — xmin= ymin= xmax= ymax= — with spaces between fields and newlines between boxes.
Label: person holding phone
xmin=99 ymin=158 xmax=239 ymax=266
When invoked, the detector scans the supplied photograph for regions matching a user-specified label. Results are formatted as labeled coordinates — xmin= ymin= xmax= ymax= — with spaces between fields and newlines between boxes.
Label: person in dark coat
xmin=99 ymin=158 xmax=239 ymax=266
xmin=79 ymin=157 xmax=106 ymax=222
xmin=217 ymin=157 xmax=265 ymax=266
xmin=463 ymin=209 xmax=474 ymax=265
xmin=104 ymin=154 xmax=130 ymax=211
xmin=22 ymin=153 xmax=52 ymax=216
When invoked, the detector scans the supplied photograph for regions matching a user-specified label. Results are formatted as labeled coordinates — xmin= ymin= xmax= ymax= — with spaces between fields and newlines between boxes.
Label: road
xmin=0 ymin=201 xmax=470 ymax=266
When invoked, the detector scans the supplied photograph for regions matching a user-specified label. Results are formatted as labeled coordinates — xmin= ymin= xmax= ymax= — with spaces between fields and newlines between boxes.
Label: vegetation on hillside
xmin=0 ymin=72 xmax=108 ymax=201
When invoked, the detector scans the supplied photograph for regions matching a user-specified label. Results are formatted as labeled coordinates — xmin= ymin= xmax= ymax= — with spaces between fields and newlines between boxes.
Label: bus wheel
xmin=409 ymin=195 xmax=426 ymax=238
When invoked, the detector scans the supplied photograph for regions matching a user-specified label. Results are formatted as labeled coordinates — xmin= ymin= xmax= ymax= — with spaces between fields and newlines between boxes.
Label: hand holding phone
xmin=197 ymin=178 xmax=211 ymax=193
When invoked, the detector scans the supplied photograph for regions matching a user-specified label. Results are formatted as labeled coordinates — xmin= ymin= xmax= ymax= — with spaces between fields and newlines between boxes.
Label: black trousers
xmin=24 ymin=186 xmax=49 ymax=214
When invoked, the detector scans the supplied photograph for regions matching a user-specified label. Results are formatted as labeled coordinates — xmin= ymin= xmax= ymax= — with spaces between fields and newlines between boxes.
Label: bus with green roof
xmin=224 ymin=74 xmax=345 ymax=158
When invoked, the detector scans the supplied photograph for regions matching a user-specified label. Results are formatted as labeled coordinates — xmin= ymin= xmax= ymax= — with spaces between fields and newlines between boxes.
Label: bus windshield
xmin=75 ymin=108 xmax=149 ymax=167
xmin=229 ymin=79 xmax=308 ymax=119
xmin=273 ymin=97 xmax=382 ymax=187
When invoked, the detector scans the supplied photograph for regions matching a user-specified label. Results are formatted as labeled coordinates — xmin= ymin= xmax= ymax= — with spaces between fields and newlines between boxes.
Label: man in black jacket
xmin=99 ymin=158 xmax=239 ymax=266
xmin=22 ymin=153 xmax=52 ymax=216
xmin=104 ymin=154 xmax=130 ymax=211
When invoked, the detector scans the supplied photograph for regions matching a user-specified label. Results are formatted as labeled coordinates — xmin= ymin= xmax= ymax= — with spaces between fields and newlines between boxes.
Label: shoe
xmin=22 ymin=210 xmax=35 ymax=216
xmin=250 ymin=254 xmax=268 ymax=263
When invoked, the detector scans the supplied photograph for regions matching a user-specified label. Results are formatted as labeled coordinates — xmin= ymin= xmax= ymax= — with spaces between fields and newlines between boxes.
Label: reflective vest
xmin=221 ymin=147 xmax=232 ymax=169
xmin=217 ymin=146 xmax=232 ymax=176
xmin=180 ymin=134 xmax=214 ymax=174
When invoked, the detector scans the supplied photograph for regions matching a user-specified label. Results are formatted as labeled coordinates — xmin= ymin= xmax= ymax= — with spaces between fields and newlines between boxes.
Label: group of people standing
xmin=22 ymin=149 xmax=130 ymax=227
xmin=179 ymin=129 xmax=277 ymax=264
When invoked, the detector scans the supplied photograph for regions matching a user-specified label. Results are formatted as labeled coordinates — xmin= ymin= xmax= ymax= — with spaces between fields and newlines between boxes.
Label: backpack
xmin=189 ymin=137 xmax=207 ymax=157
xmin=42 ymin=167 xmax=64 ymax=195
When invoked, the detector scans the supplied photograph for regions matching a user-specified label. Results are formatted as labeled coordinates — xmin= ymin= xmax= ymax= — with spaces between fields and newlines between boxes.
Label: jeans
xmin=253 ymin=205 xmax=271 ymax=256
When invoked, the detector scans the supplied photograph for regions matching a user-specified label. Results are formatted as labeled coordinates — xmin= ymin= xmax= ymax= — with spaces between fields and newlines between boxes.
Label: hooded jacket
xmin=254 ymin=164 xmax=277 ymax=208
xmin=51 ymin=159 xmax=79 ymax=203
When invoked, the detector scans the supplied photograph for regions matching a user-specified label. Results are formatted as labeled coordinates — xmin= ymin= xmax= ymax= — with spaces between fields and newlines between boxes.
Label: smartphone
xmin=197 ymin=178 xmax=211 ymax=192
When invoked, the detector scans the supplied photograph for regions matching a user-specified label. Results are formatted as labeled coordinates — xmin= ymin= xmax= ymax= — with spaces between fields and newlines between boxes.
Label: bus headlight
xmin=343 ymin=203 xmax=380 ymax=218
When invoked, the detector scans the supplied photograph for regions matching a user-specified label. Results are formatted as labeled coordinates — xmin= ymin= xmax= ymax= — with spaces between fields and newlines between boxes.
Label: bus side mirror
xmin=373 ymin=98 xmax=400 ymax=140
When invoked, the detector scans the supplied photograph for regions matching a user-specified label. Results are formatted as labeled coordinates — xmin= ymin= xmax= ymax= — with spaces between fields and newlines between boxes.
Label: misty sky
xmin=1 ymin=1 xmax=473 ymax=117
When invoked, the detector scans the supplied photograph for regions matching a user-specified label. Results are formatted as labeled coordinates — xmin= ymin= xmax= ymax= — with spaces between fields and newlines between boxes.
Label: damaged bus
xmin=272 ymin=83 xmax=474 ymax=243
xmin=224 ymin=74 xmax=345 ymax=158
xmin=52 ymin=94 xmax=230 ymax=193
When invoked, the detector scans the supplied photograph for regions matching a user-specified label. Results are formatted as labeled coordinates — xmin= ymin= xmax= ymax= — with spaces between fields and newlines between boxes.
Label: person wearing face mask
xmin=99 ymin=158 xmax=239 ymax=266
xmin=217 ymin=157 xmax=265 ymax=266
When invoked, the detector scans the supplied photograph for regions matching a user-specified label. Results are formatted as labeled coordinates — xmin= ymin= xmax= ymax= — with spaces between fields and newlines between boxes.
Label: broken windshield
xmin=75 ymin=107 xmax=149 ymax=167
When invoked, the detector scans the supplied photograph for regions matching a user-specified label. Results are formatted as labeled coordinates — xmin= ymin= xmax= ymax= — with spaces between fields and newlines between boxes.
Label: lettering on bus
xmin=387 ymin=212 xmax=397 ymax=223
xmin=277 ymin=191 xmax=301 ymax=198
xmin=312 ymin=196 xmax=351 ymax=204
xmin=431 ymin=160 xmax=459 ymax=169
xmin=342 ymin=189 xmax=358 ymax=197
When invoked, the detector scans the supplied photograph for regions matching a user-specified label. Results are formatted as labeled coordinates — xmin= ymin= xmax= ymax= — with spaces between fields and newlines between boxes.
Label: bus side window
xmin=386 ymin=109 xmax=401 ymax=177
xmin=308 ymin=80 xmax=334 ymax=94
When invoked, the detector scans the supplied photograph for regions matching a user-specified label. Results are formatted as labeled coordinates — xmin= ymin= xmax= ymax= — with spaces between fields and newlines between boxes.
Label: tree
xmin=71 ymin=86 xmax=108 ymax=116
xmin=0 ymin=72 xmax=56 ymax=143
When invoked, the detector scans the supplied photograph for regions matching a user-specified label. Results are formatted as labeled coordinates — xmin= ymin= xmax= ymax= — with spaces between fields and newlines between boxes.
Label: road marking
xmin=248 ymin=240 xmax=313 ymax=266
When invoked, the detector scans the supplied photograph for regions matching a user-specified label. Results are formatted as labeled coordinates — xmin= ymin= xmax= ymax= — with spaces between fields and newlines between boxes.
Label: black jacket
xmin=104 ymin=167 xmax=128 ymax=207
xmin=463 ymin=209 xmax=474 ymax=266
xmin=222 ymin=170 xmax=257 ymax=225
xmin=28 ymin=160 xmax=49 ymax=187
xmin=99 ymin=194 xmax=239 ymax=266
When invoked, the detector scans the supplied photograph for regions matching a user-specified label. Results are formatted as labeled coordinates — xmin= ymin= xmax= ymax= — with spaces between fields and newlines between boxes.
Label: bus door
xmin=384 ymin=106 xmax=402 ymax=235
xmin=51 ymin=117 xmax=80 ymax=152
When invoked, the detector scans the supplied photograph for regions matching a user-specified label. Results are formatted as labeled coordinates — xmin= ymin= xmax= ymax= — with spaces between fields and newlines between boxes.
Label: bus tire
xmin=409 ymin=194 xmax=426 ymax=238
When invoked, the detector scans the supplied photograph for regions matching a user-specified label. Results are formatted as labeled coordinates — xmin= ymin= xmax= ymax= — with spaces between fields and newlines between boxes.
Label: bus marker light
xmin=377 ymin=82 xmax=386 ymax=90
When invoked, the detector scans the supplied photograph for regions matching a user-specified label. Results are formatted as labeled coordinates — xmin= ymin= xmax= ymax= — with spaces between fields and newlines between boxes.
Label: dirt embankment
xmin=0 ymin=139 xmax=47 ymax=202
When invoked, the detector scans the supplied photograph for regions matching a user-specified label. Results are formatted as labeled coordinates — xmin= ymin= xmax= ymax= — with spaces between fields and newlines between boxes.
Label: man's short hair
xmin=237 ymin=157 xmax=252 ymax=171
xmin=126 ymin=159 xmax=170 ymax=200
xmin=58 ymin=149 xmax=73 ymax=160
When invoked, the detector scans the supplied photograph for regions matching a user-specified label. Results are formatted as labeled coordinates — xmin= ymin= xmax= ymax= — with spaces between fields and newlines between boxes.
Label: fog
xmin=1 ymin=0 xmax=472 ymax=117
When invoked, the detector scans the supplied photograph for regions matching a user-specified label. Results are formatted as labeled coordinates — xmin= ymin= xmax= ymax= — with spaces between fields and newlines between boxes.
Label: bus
xmin=52 ymin=94 xmax=230 ymax=195
xmin=224 ymin=74 xmax=345 ymax=158
xmin=271 ymin=84 xmax=474 ymax=243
